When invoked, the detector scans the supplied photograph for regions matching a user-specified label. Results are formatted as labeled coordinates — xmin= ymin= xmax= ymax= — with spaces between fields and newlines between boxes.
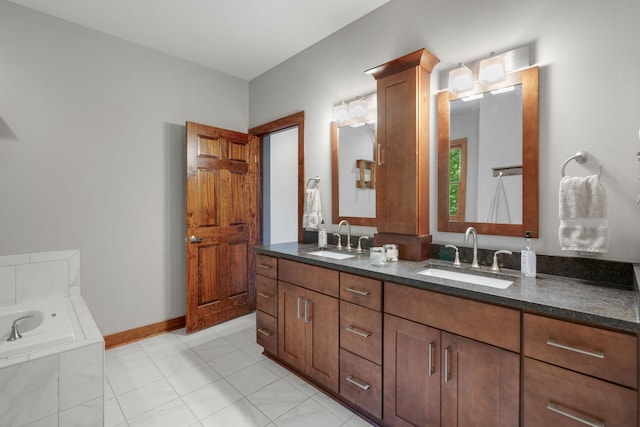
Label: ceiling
xmin=9 ymin=0 xmax=392 ymax=81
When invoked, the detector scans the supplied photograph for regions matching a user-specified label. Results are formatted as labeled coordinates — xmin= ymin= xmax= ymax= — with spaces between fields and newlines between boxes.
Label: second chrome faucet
xmin=464 ymin=226 xmax=480 ymax=268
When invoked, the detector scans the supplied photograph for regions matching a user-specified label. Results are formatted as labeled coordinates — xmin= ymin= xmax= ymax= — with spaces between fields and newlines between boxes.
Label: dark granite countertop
xmin=255 ymin=242 xmax=640 ymax=334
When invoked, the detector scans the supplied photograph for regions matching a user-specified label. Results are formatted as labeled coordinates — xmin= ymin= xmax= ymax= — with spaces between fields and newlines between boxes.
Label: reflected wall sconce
xmin=333 ymin=93 xmax=377 ymax=126
xmin=478 ymin=54 xmax=506 ymax=85
xmin=448 ymin=64 xmax=473 ymax=93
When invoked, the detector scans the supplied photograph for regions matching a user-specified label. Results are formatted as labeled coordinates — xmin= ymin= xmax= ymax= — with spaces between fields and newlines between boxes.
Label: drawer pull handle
xmin=345 ymin=287 xmax=370 ymax=296
xmin=346 ymin=326 xmax=371 ymax=338
xmin=547 ymin=401 xmax=604 ymax=427
xmin=257 ymin=328 xmax=273 ymax=337
xmin=296 ymin=296 xmax=303 ymax=320
xmin=257 ymin=292 xmax=271 ymax=299
xmin=428 ymin=341 xmax=435 ymax=376
xmin=444 ymin=346 xmax=452 ymax=383
xmin=257 ymin=264 xmax=273 ymax=270
xmin=546 ymin=339 xmax=605 ymax=359
xmin=346 ymin=375 xmax=371 ymax=391
xmin=304 ymin=299 xmax=311 ymax=323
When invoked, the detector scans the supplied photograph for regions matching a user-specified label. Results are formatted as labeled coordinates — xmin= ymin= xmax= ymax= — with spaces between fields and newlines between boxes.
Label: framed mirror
xmin=437 ymin=66 xmax=539 ymax=237
xmin=331 ymin=121 xmax=377 ymax=226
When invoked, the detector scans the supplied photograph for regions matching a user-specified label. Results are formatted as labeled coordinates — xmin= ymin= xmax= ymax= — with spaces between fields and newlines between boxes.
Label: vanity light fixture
xmin=333 ymin=93 xmax=376 ymax=125
xmin=333 ymin=102 xmax=350 ymax=122
xmin=448 ymin=64 xmax=473 ymax=93
xmin=348 ymin=98 xmax=368 ymax=120
xmin=478 ymin=54 xmax=506 ymax=85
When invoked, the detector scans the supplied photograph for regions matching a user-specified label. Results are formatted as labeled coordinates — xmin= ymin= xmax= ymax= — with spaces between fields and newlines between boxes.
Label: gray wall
xmin=250 ymin=0 xmax=640 ymax=262
xmin=0 ymin=1 xmax=249 ymax=335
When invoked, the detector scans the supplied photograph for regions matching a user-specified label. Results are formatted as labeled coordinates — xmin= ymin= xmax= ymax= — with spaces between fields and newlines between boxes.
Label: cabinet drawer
xmin=279 ymin=259 xmax=339 ymax=297
xmin=524 ymin=313 xmax=637 ymax=388
xmin=256 ymin=275 xmax=277 ymax=317
xmin=340 ymin=273 xmax=382 ymax=311
xmin=256 ymin=310 xmax=278 ymax=355
xmin=524 ymin=357 xmax=637 ymax=427
xmin=256 ymin=254 xmax=278 ymax=279
xmin=340 ymin=301 xmax=382 ymax=365
xmin=340 ymin=349 xmax=382 ymax=419
xmin=384 ymin=282 xmax=520 ymax=352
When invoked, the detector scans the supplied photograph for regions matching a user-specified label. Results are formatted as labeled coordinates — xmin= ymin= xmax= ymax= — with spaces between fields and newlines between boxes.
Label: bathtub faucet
xmin=7 ymin=315 xmax=33 ymax=341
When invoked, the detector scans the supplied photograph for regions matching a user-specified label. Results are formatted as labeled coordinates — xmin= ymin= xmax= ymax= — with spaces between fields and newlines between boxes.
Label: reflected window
xmin=449 ymin=138 xmax=467 ymax=221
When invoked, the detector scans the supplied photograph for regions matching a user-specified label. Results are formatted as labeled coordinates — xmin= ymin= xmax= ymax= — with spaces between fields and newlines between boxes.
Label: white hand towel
xmin=559 ymin=174 xmax=608 ymax=253
xmin=302 ymin=188 xmax=323 ymax=230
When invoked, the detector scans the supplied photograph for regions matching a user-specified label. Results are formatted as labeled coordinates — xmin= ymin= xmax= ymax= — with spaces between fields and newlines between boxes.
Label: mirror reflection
xmin=331 ymin=121 xmax=377 ymax=226
xmin=437 ymin=66 xmax=539 ymax=237
xmin=448 ymin=84 xmax=523 ymax=224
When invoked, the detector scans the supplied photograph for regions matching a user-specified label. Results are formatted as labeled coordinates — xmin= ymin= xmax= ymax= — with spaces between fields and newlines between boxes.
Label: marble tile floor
xmin=105 ymin=312 xmax=374 ymax=427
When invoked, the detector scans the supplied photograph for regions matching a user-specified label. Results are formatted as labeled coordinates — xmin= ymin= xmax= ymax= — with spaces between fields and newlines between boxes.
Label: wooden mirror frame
xmin=331 ymin=122 xmax=377 ymax=226
xmin=437 ymin=66 xmax=539 ymax=237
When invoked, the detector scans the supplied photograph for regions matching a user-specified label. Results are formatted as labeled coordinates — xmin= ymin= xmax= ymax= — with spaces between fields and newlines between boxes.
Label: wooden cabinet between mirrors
xmin=366 ymin=48 xmax=439 ymax=260
xmin=255 ymin=254 xmax=639 ymax=426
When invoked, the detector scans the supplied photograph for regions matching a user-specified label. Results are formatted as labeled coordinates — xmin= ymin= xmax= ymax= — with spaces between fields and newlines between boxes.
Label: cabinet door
xmin=277 ymin=281 xmax=305 ymax=372
xmin=441 ymin=333 xmax=520 ymax=427
xmin=376 ymin=68 xmax=420 ymax=235
xmin=383 ymin=314 xmax=441 ymax=427
xmin=305 ymin=289 xmax=339 ymax=392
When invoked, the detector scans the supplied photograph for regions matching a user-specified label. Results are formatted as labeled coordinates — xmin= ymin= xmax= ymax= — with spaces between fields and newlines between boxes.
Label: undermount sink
xmin=417 ymin=268 xmax=514 ymax=289
xmin=306 ymin=250 xmax=355 ymax=260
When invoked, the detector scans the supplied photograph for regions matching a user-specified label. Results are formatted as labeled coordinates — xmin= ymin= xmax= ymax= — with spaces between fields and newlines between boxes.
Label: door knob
xmin=190 ymin=235 xmax=204 ymax=243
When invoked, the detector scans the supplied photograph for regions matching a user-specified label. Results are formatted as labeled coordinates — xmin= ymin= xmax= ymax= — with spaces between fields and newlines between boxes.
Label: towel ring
xmin=561 ymin=151 xmax=604 ymax=178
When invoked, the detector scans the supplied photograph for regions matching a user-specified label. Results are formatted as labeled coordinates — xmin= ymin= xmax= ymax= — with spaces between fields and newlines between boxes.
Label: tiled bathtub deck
xmin=105 ymin=312 xmax=373 ymax=427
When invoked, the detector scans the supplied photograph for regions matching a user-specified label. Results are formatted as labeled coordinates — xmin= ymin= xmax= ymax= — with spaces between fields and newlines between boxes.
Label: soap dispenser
xmin=318 ymin=220 xmax=327 ymax=249
xmin=521 ymin=231 xmax=536 ymax=277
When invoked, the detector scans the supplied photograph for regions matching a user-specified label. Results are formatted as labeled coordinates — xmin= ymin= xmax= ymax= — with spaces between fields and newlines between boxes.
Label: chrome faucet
xmin=337 ymin=220 xmax=352 ymax=251
xmin=7 ymin=315 xmax=33 ymax=341
xmin=464 ymin=226 xmax=480 ymax=268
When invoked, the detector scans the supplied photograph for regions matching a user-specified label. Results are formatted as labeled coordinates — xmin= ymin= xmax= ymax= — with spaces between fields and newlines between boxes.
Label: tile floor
xmin=105 ymin=312 xmax=374 ymax=427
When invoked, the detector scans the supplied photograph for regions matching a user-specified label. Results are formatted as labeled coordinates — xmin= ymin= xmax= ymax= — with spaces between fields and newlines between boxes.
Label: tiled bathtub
xmin=0 ymin=250 xmax=104 ymax=426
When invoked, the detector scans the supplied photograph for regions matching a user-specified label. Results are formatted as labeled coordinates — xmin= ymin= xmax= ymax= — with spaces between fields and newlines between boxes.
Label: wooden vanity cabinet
xmin=366 ymin=48 xmax=439 ymax=261
xmin=277 ymin=260 xmax=339 ymax=392
xmin=255 ymin=254 xmax=278 ymax=355
xmin=338 ymin=273 xmax=383 ymax=419
xmin=523 ymin=313 xmax=638 ymax=426
xmin=383 ymin=282 xmax=521 ymax=427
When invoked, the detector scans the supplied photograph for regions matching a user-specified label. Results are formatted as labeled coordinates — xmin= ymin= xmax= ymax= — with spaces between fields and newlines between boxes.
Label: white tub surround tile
xmin=29 ymin=250 xmax=79 ymax=263
xmin=0 ymin=254 xmax=29 ymax=267
xmin=59 ymin=342 xmax=104 ymax=411
xmin=59 ymin=396 xmax=104 ymax=427
xmin=16 ymin=260 xmax=69 ymax=302
xmin=0 ymin=266 xmax=16 ymax=305
xmin=0 ymin=355 xmax=58 ymax=426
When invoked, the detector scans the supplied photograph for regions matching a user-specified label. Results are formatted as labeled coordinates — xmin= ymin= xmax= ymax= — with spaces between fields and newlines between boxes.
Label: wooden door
xmin=441 ymin=333 xmax=520 ymax=427
xmin=185 ymin=121 xmax=258 ymax=333
xmin=383 ymin=314 xmax=441 ymax=427
xmin=305 ymin=289 xmax=339 ymax=392
xmin=277 ymin=281 xmax=306 ymax=372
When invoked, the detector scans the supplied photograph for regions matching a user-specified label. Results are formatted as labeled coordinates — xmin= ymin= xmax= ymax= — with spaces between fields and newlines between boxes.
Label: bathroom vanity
xmin=254 ymin=242 xmax=639 ymax=427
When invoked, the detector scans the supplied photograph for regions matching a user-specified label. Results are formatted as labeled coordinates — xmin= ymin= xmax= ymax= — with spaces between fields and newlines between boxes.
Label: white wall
xmin=0 ymin=1 xmax=249 ymax=335
xmin=250 ymin=0 xmax=640 ymax=262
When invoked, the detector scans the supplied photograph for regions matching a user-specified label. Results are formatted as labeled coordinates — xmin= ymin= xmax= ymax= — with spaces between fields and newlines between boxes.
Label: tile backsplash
xmin=0 ymin=249 xmax=80 ymax=306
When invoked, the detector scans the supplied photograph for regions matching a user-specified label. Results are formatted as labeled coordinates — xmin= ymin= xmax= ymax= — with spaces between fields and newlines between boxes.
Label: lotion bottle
xmin=318 ymin=220 xmax=327 ymax=249
xmin=521 ymin=231 xmax=536 ymax=277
